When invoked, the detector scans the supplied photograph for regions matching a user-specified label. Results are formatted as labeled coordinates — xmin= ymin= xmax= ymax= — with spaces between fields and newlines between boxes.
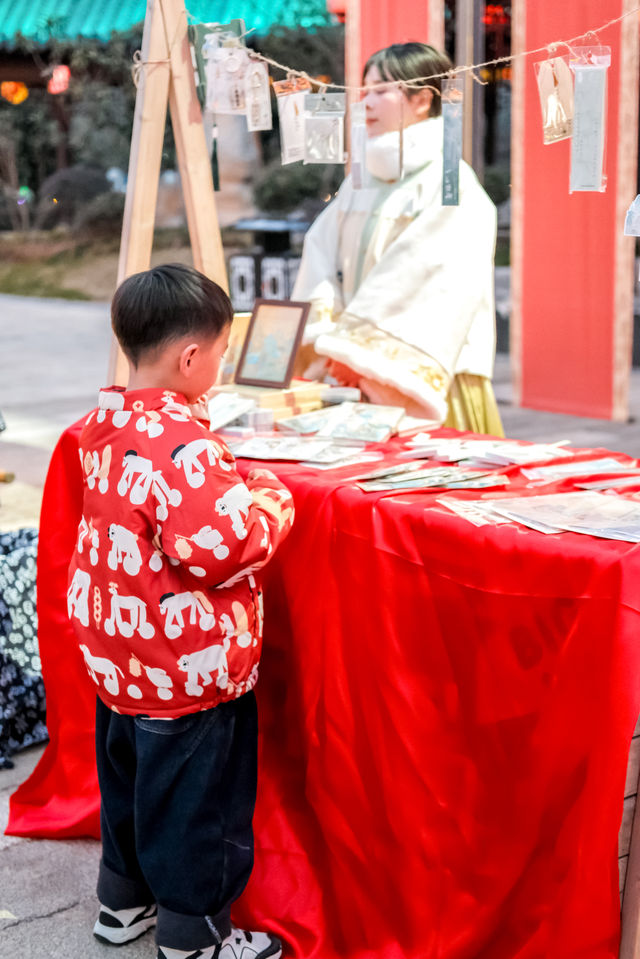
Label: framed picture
xmin=234 ymin=298 xmax=310 ymax=389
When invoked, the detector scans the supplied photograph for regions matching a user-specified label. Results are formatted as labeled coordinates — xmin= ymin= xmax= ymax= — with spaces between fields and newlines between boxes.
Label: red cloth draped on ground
xmin=8 ymin=420 xmax=640 ymax=959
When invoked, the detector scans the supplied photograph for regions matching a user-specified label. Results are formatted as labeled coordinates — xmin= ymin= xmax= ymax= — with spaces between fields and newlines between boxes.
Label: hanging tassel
xmin=211 ymin=120 xmax=220 ymax=192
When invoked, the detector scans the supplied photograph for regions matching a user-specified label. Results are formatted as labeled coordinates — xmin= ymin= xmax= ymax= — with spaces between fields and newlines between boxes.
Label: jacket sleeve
xmin=159 ymin=435 xmax=294 ymax=587
xmin=291 ymin=185 xmax=347 ymax=343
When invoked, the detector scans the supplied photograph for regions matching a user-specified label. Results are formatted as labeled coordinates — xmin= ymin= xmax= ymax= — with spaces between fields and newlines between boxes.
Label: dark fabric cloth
xmin=0 ymin=527 xmax=47 ymax=769
xmin=95 ymin=691 xmax=258 ymax=951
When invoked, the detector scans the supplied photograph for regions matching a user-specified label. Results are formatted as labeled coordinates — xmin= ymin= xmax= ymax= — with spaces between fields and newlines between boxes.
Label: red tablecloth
xmin=8 ymin=422 xmax=640 ymax=959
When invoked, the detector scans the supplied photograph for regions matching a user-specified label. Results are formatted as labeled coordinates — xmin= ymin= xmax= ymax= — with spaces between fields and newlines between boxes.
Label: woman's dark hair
xmin=111 ymin=263 xmax=232 ymax=367
xmin=362 ymin=42 xmax=453 ymax=118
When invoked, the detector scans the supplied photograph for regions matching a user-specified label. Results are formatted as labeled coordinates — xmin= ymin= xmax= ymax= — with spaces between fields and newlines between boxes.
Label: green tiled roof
xmin=0 ymin=0 xmax=333 ymax=44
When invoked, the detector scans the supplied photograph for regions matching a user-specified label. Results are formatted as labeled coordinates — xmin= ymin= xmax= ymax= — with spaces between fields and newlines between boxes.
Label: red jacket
xmin=67 ymin=387 xmax=294 ymax=717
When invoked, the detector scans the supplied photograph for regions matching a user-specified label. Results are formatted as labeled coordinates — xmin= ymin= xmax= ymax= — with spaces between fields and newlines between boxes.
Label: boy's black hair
xmin=363 ymin=42 xmax=453 ymax=118
xmin=112 ymin=263 xmax=233 ymax=367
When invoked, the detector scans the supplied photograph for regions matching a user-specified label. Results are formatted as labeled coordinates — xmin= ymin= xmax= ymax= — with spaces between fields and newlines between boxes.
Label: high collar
xmin=98 ymin=386 xmax=191 ymax=415
xmin=365 ymin=116 xmax=443 ymax=183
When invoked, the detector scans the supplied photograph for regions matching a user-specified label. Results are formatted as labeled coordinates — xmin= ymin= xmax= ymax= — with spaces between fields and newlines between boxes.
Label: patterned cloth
xmin=68 ymin=387 xmax=294 ymax=718
xmin=0 ymin=527 xmax=47 ymax=769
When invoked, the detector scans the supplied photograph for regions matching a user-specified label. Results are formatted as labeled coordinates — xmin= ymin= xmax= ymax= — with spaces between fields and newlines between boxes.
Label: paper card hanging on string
xmin=624 ymin=195 xmax=640 ymax=236
xmin=303 ymin=93 xmax=346 ymax=164
xmin=205 ymin=45 xmax=251 ymax=115
xmin=442 ymin=78 xmax=463 ymax=206
xmin=534 ymin=56 xmax=573 ymax=143
xmin=245 ymin=60 xmax=272 ymax=132
xmin=569 ymin=46 xmax=611 ymax=193
xmin=191 ymin=20 xmax=245 ymax=109
xmin=273 ymin=77 xmax=312 ymax=164
xmin=627 ymin=196 xmax=640 ymax=281
xmin=350 ymin=101 xmax=368 ymax=189
xmin=200 ymin=19 xmax=246 ymax=56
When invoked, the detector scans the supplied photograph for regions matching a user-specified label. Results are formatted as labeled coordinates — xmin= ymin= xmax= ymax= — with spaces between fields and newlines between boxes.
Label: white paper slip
xmin=403 ymin=437 xmax=572 ymax=467
xmin=277 ymin=402 xmax=404 ymax=442
xmin=245 ymin=60 xmax=272 ymax=132
xmin=405 ymin=432 xmax=435 ymax=446
xmin=396 ymin=414 xmax=440 ymax=434
xmin=300 ymin=444 xmax=371 ymax=465
xmin=436 ymin=497 xmax=496 ymax=527
xmin=521 ymin=457 xmax=636 ymax=483
xmin=277 ymin=406 xmax=345 ymax=435
xmin=346 ymin=461 xmax=428 ymax=482
xmin=569 ymin=49 xmax=610 ymax=193
xmin=356 ymin=467 xmax=500 ymax=492
xmin=482 ymin=491 xmax=640 ymax=542
xmin=401 ymin=438 xmax=504 ymax=462
xmin=230 ymin=435 xmax=364 ymax=463
xmin=208 ymin=392 xmax=256 ymax=431
xmin=302 ymin=452 xmax=384 ymax=470
xmin=442 ymin=77 xmax=464 ymax=206
xmin=577 ymin=475 xmax=640 ymax=491
xmin=440 ymin=475 xmax=510 ymax=490
xmin=273 ymin=77 xmax=312 ymax=165
xmin=317 ymin=402 xmax=405 ymax=443
xmin=350 ymin=101 xmax=368 ymax=190
xmin=476 ymin=441 xmax=572 ymax=466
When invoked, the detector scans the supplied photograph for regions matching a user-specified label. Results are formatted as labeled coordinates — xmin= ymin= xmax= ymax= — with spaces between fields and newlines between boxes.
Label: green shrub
xmin=253 ymin=160 xmax=343 ymax=215
xmin=34 ymin=165 xmax=109 ymax=228
xmin=74 ymin=190 xmax=125 ymax=235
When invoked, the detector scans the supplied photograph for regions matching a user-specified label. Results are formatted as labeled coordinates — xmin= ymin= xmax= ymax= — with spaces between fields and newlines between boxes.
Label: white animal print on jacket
xmin=68 ymin=386 xmax=294 ymax=718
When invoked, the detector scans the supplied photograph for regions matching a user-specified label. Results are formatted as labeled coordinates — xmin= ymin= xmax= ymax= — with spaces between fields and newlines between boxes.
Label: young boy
xmin=67 ymin=263 xmax=294 ymax=959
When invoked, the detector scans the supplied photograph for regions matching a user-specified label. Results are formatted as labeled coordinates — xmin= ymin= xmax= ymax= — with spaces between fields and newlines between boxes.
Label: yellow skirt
xmin=444 ymin=373 xmax=504 ymax=437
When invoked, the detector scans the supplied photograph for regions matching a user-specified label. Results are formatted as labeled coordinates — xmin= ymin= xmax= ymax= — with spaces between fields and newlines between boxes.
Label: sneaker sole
xmin=93 ymin=914 xmax=157 ymax=946
xmin=259 ymin=939 xmax=283 ymax=959
xmin=157 ymin=936 xmax=283 ymax=959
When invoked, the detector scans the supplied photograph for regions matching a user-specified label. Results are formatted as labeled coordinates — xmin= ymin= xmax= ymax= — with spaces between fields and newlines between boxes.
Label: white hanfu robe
xmin=292 ymin=117 xmax=498 ymax=425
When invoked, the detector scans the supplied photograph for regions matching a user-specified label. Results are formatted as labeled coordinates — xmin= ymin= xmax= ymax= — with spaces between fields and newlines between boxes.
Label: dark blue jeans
xmin=95 ymin=692 xmax=257 ymax=951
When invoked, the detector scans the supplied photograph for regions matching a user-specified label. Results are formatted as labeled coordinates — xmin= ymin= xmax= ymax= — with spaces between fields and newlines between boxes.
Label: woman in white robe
xmin=292 ymin=42 xmax=503 ymax=434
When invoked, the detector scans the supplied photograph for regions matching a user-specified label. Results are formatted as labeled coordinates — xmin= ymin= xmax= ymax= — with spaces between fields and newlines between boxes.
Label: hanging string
xmin=131 ymin=3 xmax=195 ymax=87
xmin=131 ymin=49 xmax=173 ymax=87
xmin=133 ymin=3 xmax=640 ymax=97
xmin=247 ymin=4 xmax=640 ymax=95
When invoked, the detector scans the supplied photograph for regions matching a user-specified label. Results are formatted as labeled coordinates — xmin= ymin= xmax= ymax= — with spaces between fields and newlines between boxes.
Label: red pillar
xmin=345 ymin=0 xmax=445 ymax=96
xmin=511 ymin=0 xmax=639 ymax=420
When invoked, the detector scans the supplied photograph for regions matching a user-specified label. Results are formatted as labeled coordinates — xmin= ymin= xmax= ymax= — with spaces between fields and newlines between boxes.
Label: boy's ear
xmin=178 ymin=342 xmax=200 ymax=377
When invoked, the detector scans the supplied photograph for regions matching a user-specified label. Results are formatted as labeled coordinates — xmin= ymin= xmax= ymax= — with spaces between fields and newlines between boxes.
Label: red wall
xmin=345 ymin=0 xmax=444 ymax=97
xmin=512 ymin=1 xmax=638 ymax=419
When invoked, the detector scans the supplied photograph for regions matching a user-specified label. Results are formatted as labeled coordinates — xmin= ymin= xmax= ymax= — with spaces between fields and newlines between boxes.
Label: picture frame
xmin=234 ymin=298 xmax=310 ymax=389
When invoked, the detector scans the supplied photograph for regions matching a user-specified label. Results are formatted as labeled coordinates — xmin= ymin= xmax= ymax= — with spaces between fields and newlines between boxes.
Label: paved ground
xmin=2 ymin=289 xmax=640 ymax=958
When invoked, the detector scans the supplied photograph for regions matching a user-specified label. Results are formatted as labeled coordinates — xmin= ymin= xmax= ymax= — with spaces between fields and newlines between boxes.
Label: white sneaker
xmin=157 ymin=927 xmax=282 ymax=959
xmin=93 ymin=902 xmax=157 ymax=944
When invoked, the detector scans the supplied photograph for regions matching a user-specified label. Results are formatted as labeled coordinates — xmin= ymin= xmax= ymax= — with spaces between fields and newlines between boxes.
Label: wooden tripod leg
xmin=107 ymin=0 xmax=172 ymax=386
xmin=161 ymin=0 xmax=228 ymax=290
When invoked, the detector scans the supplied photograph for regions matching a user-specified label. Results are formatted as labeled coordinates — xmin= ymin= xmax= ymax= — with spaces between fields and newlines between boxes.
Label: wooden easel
xmin=107 ymin=0 xmax=228 ymax=385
